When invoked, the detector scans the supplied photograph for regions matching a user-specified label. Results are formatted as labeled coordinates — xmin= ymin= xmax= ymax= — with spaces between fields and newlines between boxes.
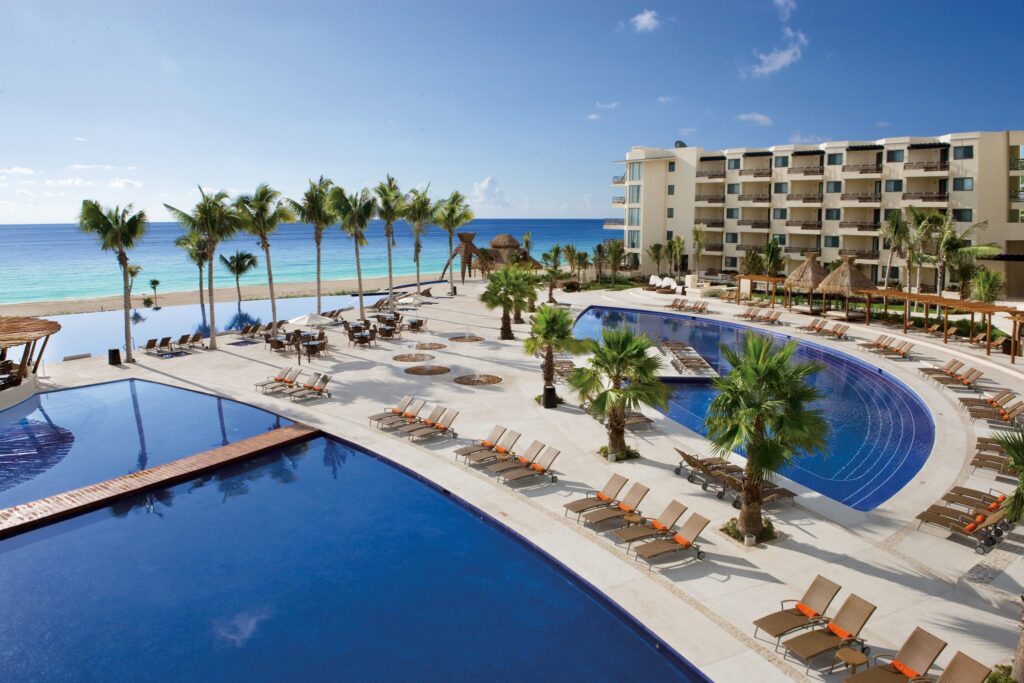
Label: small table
xmin=622 ymin=513 xmax=644 ymax=526
xmin=830 ymin=647 xmax=868 ymax=675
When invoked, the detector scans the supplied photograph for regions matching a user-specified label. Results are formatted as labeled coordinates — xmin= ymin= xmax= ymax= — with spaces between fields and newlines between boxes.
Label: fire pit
xmin=449 ymin=335 xmax=484 ymax=343
xmin=453 ymin=374 xmax=502 ymax=386
xmin=404 ymin=365 xmax=451 ymax=376
xmin=415 ymin=342 xmax=447 ymax=351
xmin=392 ymin=353 xmax=435 ymax=363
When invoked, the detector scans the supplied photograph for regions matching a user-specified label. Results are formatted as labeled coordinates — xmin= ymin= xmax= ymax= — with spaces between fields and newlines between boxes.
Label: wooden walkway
xmin=0 ymin=423 xmax=320 ymax=539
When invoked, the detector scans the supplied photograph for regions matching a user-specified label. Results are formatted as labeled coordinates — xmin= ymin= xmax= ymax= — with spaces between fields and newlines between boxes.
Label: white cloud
xmin=736 ymin=112 xmax=773 ymax=126
xmin=470 ymin=176 xmax=511 ymax=210
xmin=586 ymin=113 xmax=602 ymax=121
xmin=876 ymin=121 xmax=891 ymax=128
xmin=0 ymin=166 xmax=35 ymax=175
xmin=630 ymin=9 xmax=659 ymax=32
xmin=657 ymin=96 xmax=676 ymax=104
xmin=44 ymin=177 xmax=91 ymax=187
xmin=68 ymin=163 xmax=115 ymax=171
xmin=746 ymin=28 xmax=808 ymax=77
xmin=595 ymin=101 xmax=619 ymax=110
xmin=15 ymin=188 xmax=34 ymax=197
xmin=788 ymin=131 xmax=825 ymax=144
xmin=109 ymin=177 xmax=143 ymax=189
xmin=678 ymin=127 xmax=698 ymax=136
xmin=773 ymin=0 xmax=797 ymax=21
xmin=72 ymin=137 xmax=89 ymax=143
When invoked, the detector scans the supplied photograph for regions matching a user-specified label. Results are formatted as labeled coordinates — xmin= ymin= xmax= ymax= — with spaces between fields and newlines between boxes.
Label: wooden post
xmin=943 ymin=305 xmax=949 ymax=344
xmin=903 ymin=298 xmax=909 ymax=333
xmin=986 ymin=313 xmax=992 ymax=356
xmin=1012 ymin=318 xmax=1019 ymax=365
xmin=844 ymin=295 xmax=850 ymax=320
xmin=866 ymin=293 xmax=872 ymax=325
xmin=771 ymin=281 xmax=776 ymax=309
xmin=969 ymin=311 xmax=975 ymax=339
xmin=17 ymin=341 xmax=33 ymax=379
xmin=883 ymin=295 xmax=888 ymax=317
xmin=924 ymin=301 xmax=929 ymax=328
xmin=31 ymin=334 xmax=50 ymax=374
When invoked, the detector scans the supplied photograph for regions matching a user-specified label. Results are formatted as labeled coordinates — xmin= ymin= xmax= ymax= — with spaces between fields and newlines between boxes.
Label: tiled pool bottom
xmin=0 ymin=437 xmax=704 ymax=681
xmin=0 ymin=380 xmax=290 ymax=509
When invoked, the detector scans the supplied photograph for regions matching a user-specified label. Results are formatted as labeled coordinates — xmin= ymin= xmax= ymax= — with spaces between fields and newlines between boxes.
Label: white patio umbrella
xmin=288 ymin=313 xmax=334 ymax=327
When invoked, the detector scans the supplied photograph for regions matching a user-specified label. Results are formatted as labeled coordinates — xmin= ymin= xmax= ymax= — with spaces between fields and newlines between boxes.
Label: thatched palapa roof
xmin=0 ymin=316 xmax=61 ymax=350
xmin=489 ymin=233 xmax=521 ymax=249
xmin=784 ymin=254 xmax=829 ymax=292
xmin=818 ymin=257 xmax=876 ymax=297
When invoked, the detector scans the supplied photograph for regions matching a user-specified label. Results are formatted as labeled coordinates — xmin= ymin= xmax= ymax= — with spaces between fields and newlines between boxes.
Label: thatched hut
xmin=484 ymin=234 xmax=540 ymax=269
xmin=783 ymin=254 xmax=829 ymax=312
xmin=817 ymin=256 xmax=877 ymax=319
xmin=441 ymin=232 xmax=487 ymax=284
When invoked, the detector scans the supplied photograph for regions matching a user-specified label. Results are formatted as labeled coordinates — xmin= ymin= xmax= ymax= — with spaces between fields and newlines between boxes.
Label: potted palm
xmin=523 ymin=306 xmax=583 ymax=408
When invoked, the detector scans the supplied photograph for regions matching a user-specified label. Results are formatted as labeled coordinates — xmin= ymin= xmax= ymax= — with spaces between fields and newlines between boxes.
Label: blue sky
xmin=1 ymin=0 xmax=1020 ymax=223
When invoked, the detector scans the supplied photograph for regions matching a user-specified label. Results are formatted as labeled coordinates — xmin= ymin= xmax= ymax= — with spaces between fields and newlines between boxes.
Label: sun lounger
xmin=139 ymin=338 xmax=158 ymax=353
xmin=781 ymin=594 xmax=876 ymax=673
xmin=918 ymin=359 xmax=963 ymax=377
xmin=971 ymin=451 xmax=1015 ymax=477
xmin=376 ymin=398 xmax=426 ymax=429
xmin=406 ymin=408 xmax=458 ymax=440
xmin=281 ymin=372 xmax=322 ymax=396
xmin=927 ymin=651 xmax=991 ymax=683
xmin=581 ymin=482 xmax=650 ymax=526
xmin=665 ymin=298 xmax=683 ymax=309
xmin=673 ymin=447 xmax=739 ymax=484
xmin=942 ymin=486 xmax=1010 ymax=516
xmin=173 ymin=334 xmax=191 ymax=350
xmin=369 ymin=396 xmax=414 ymax=425
xmin=497 ymin=446 xmax=560 ymax=484
xmin=857 ymin=334 xmax=891 ymax=350
xmin=797 ymin=318 xmax=823 ymax=332
xmin=842 ymin=626 xmax=946 ymax=682
xmin=968 ymin=401 xmax=1024 ymax=423
xmin=156 ymin=337 xmax=173 ymax=353
xmin=454 ymin=425 xmax=507 ymax=457
xmin=488 ymin=440 xmax=544 ymax=474
xmin=288 ymin=374 xmax=332 ymax=401
xmin=753 ymin=575 xmax=841 ymax=646
xmin=876 ymin=341 xmax=914 ymax=358
xmin=563 ymin=474 xmax=629 ymax=519
xmin=932 ymin=368 xmax=982 ymax=387
xmin=463 ymin=429 xmax=522 ymax=464
xmin=735 ymin=307 xmax=757 ymax=319
xmin=959 ymin=389 xmax=1013 ymax=409
xmin=717 ymin=472 xmax=797 ymax=508
xmin=611 ymin=500 xmax=687 ymax=546
xmin=828 ymin=324 xmax=849 ymax=339
xmin=187 ymin=331 xmax=205 ymax=348
xmin=916 ymin=504 xmax=1004 ymax=553
xmin=632 ymin=513 xmax=710 ymax=566
xmin=254 ymin=366 xmax=298 ymax=392
xmin=256 ymin=366 xmax=302 ymax=393
xmin=396 ymin=405 xmax=445 ymax=433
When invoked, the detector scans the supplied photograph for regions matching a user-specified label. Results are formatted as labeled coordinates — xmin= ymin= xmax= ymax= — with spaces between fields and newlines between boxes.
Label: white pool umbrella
xmin=288 ymin=313 xmax=334 ymax=327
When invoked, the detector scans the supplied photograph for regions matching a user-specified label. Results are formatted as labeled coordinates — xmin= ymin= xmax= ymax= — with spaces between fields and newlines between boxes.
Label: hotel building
xmin=609 ymin=131 xmax=1024 ymax=296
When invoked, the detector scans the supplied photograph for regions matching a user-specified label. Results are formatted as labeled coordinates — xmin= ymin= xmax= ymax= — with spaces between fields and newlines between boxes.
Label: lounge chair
xmin=959 ymin=389 xmax=1014 ymax=409
xmin=735 ymin=307 xmax=757 ymax=319
xmin=453 ymin=425 xmax=507 ymax=457
xmin=828 ymin=324 xmax=849 ymax=339
xmin=376 ymin=398 xmax=426 ymax=429
xmin=645 ymin=275 xmax=664 ymax=291
xmin=918 ymin=359 xmax=963 ymax=377
xmin=563 ymin=474 xmax=629 ymax=519
xmin=942 ymin=486 xmax=1010 ymax=516
xmin=781 ymin=594 xmax=877 ymax=673
xmin=877 ymin=341 xmax=914 ymax=358
xmin=187 ymin=331 xmax=204 ymax=348
xmin=841 ymin=626 xmax=946 ymax=682
xmin=916 ymin=504 xmax=1004 ymax=553
xmin=665 ymin=297 xmax=683 ymax=309
xmin=673 ymin=447 xmax=740 ymax=485
xmin=487 ymin=440 xmax=544 ymax=474
xmin=156 ymin=337 xmax=173 ymax=353
xmin=718 ymin=472 xmax=796 ymax=508
xmin=932 ymin=368 xmax=982 ymax=387
xmin=281 ymin=372 xmax=322 ymax=397
xmin=368 ymin=396 xmax=414 ymax=425
xmin=797 ymin=318 xmax=823 ymax=332
xmin=396 ymin=405 xmax=445 ymax=433
xmin=256 ymin=366 xmax=302 ymax=393
xmin=968 ymin=401 xmax=1024 ymax=423
xmin=926 ymin=651 xmax=991 ymax=683
xmin=407 ymin=408 xmax=459 ymax=440
xmin=498 ymin=446 xmax=560 ymax=484
xmin=254 ymin=366 xmax=297 ymax=392
xmin=581 ymin=482 xmax=650 ymax=526
xmin=462 ymin=430 xmax=522 ymax=465
xmin=971 ymin=451 xmax=1015 ymax=477
xmin=139 ymin=338 xmax=158 ymax=354
xmin=632 ymin=513 xmax=710 ymax=566
xmin=173 ymin=334 xmax=192 ymax=350
xmin=920 ymin=323 xmax=941 ymax=335
xmin=288 ymin=374 xmax=332 ymax=401
xmin=611 ymin=500 xmax=687 ymax=546
xmin=752 ymin=575 xmax=842 ymax=646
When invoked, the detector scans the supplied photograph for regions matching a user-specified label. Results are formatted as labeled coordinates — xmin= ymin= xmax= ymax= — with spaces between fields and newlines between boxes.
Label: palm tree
xmin=540 ymin=244 xmax=563 ymax=303
xmin=404 ymin=187 xmax=434 ymax=295
xmin=149 ymin=279 xmax=160 ymax=308
xmin=705 ymin=333 xmax=830 ymax=537
xmin=667 ymin=235 xmax=685 ymax=276
xmin=992 ymin=428 xmax=1024 ymax=680
xmin=522 ymin=231 xmax=533 ymax=256
xmin=605 ymin=240 xmax=625 ymax=284
xmin=880 ymin=210 xmax=909 ymax=288
xmin=287 ymin=176 xmax=334 ymax=314
xmin=126 ymin=265 xmax=142 ymax=302
xmin=480 ymin=266 xmax=532 ymax=340
xmin=374 ymin=175 xmax=405 ymax=311
xmin=79 ymin=201 xmax=148 ymax=362
xmin=175 ymin=231 xmax=209 ymax=312
xmin=575 ymin=251 xmax=590 ymax=285
xmin=236 ymin=184 xmax=296 ymax=333
xmin=763 ymin=240 xmax=783 ymax=277
xmin=434 ymin=191 xmax=474 ymax=295
xmin=592 ymin=243 xmax=606 ymax=283
xmin=692 ymin=224 xmax=707 ymax=277
xmin=932 ymin=210 xmax=998 ymax=296
xmin=524 ymin=305 xmax=583 ymax=405
xmin=971 ymin=267 xmax=1004 ymax=304
xmin=645 ymin=243 xmax=665 ymax=275
xmin=741 ymin=251 xmax=766 ymax=276
xmin=568 ymin=328 xmax=669 ymax=459
xmin=219 ymin=250 xmax=259 ymax=310
xmin=563 ymin=244 xmax=578 ymax=279
xmin=329 ymin=186 xmax=376 ymax=320
xmin=905 ymin=206 xmax=940 ymax=308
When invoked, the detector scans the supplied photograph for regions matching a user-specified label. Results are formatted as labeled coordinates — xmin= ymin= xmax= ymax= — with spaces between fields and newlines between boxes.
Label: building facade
xmin=610 ymin=131 xmax=1024 ymax=296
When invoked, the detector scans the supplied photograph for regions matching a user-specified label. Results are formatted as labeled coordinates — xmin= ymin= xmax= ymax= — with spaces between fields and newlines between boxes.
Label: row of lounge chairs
xmin=664 ymin=298 xmax=711 ymax=314
xmin=675 ymin=448 xmax=796 ymax=508
xmin=454 ymin=425 xmax=559 ymax=485
xmin=972 ymin=437 xmax=1017 ymax=477
xmin=735 ymin=307 xmax=783 ymax=324
xmin=799 ymin=319 xmax=850 ymax=339
xmin=917 ymin=359 xmax=985 ymax=389
xmin=917 ymin=483 xmax=1013 ymax=554
xmin=661 ymin=341 xmax=716 ymax=379
xmin=958 ymin=388 xmax=1024 ymax=424
xmin=252 ymin=366 xmax=332 ymax=400
xmin=562 ymin=474 xmax=709 ymax=567
xmin=752 ymin=575 xmax=991 ymax=681
xmin=368 ymin=396 xmax=458 ymax=441
xmin=139 ymin=333 xmax=204 ymax=354
xmin=855 ymin=334 xmax=915 ymax=358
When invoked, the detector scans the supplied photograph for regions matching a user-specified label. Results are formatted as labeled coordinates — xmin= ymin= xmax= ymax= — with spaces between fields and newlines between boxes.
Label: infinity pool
xmin=574 ymin=306 xmax=936 ymax=511
xmin=0 ymin=380 xmax=290 ymax=509
xmin=0 ymin=433 xmax=703 ymax=680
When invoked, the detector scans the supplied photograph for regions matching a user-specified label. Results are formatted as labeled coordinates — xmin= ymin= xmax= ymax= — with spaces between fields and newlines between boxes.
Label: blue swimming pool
xmin=574 ymin=306 xmax=936 ymax=511
xmin=0 ymin=434 xmax=705 ymax=681
xmin=0 ymin=380 xmax=290 ymax=509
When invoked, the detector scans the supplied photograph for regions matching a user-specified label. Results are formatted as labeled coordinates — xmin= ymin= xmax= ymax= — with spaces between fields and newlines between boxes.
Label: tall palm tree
xmin=605 ymin=239 xmax=625 ymax=284
xmin=175 ymin=231 xmax=209 ymax=312
xmin=905 ymin=206 xmax=940 ymax=307
xmin=329 ymin=186 xmax=376 ymax=320
xmin=479 ymin=266 xmax=531 ymax=340
xmin=434 ymin=191 xmax=474 ymax=295
xmin=149 ymin=279 xmax=160 ymax=308
xmin=522 ymin=231 xmax=533 ymax=256
xmin=236 ymin=183 xmax=296 ymax=333
xmin=165 ymin=187 xmax=241 ymax=350
xmin=645 ymin=243 xmax=665 ymax=275
xmin=126 ymin=265 xmax=142 ymax=302
xmin=563 ymin=244 xmax=578 ymax=279
xmin=287 ymin=175 xmax=334 ymax=314
xmin=524 ymin=305 xmax=583 ymax=405
xmin=219 ymin=250 xmax=259 ymax=310
xmin=668 ymin=235 xmax=685 ymax=276
xmin=705 ymin=333 xmax=830 ymax=537
xmin=932 ymin=210 xmax=998 ymax=295
xmin=971 ymin=267 xmax=1004 ymax=304
xmin=763 ymin=239 xmax=783 ymax=277
xmin=592 ymin=243 xmax=606 ymax=283
xmin=692 ymin=223 xmax=707 ymax=277
xmin=879 ymin=210 xmax=909 ymax=288
xmin=374 ymin=174 xmax=405 ymax=311
xmin=540 ymin=244 xmax=563 ymax=303
xmin=404 ymin=187 xmax=434 ymax=295
xmin=575 ymin=251 xmax=590 ymax=285
xmin=568 ymin=328 xmax=669 ymax=459
xmin=79 ymin=201 xmax=148 ymax=362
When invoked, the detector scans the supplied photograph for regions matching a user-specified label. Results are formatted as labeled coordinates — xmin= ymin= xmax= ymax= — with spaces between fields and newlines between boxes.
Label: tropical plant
xmin=165 ymin=188 xmax=242 ymax=350
xmin=434 ymin=191 xmax=474 ymax=296
xmin=705 ymin=333 xmax=830 ymax=537
xmin=932 ymin=210 xmax=998 ymax=297
xmin=905 ymin=206 xmax=940 ymax=310
xmin=480 ymin=266 xmax=532 ymax=340
xmin=592 ymin=243 xmax=606 ymax=283
xmin=175 ymin=231 xmax=209 ymax=311
xmin=692 ymin=224 xmax=707 ymax=276
xmin=523 ymin=306 xmax=583 ymax=402
xmin=763 ymin=239 xmax=783 ymax=277
xmin=522 ymin=231 xmax=532 ymax=256
xmin=666 ymin=235 xmax=685 ymax=276
xmin=126 ymin=265 xmax=142 ymax=299
xmin=880 ymin=210 xmax=909 ymax=288
xmin=568 ymin=328 xmax=669 ymax=458
xmin=236 ymin=183 xmax=296 ymax=333
xmin=540 ymin=244 xmax=564 ymax=303
xmin=219 ymin=250 xmax=258 ymax=307
xmin=374 ymin=174 xmax=405 ymax=311
xmin=645 ymin=242 xmax=665 ymax=275
xmin=78 ymin=201 xmax=148 ymax=363
xmin=329 ymin=186 xmax=376 ymax=320
xmin=148 ymin=279 xmax=160 ymax=307
xmin=575 ymin=251 xmax=590 ymax=285
xmin=562 ymin=243 xmax=577 ymax=279
xmin=287 ymin=175 xmax=334 ymax=313
xmin=741 ymin=251 xmax=765 ymax=275
xmin=404 ymin=186 xmax=434 ymax=295
xmin=971 ymin=267 xmax=1005 ymax=304
xmin=605 ymin=239 xmax=625 ymax=284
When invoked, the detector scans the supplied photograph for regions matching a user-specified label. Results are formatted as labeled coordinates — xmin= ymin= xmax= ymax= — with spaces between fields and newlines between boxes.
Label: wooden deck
xmin=0 ymin=423 xmax=320 ymax=539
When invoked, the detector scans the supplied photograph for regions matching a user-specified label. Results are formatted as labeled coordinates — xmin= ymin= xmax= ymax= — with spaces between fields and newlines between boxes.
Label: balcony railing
xmin=902 ymin=192 xmax=948 ymax=202
xmin=697 ymin=219 xmax=725 ymax=228
xmin=612 ymin=174 xmax=625 ymax=185
xmin=1011 ymin=159 xmax=1024 ymax=171
xmin=903 ymin=161 xmax=949 ymax=172
xmin=737 ymin=219 xmax=770 ymax=229
xmin=841 ymin=163 xmax=882 ymax=174
xmin=840 ymin=193 xmax=881 ymax=202
xmin=696 ymin=169 xmax=726 ymax=179
xmin=737 ymin=243 xmax=765 ymax=252
xmin=611 ymin=196 xmax=625 ymax=205
xmin=603 ymin=218 xmax=625 ymax=226
xmin=738 ymin=194 xmax=770 ymax=202
xmin=739 ymin=168 xmax=772 ymax=177
xmin=1012 ymin=191 xmax=1024 ymax=202
xmin=788 ymin=166 xmax=824 ymax=176
xmin=695 ymin=194 xmax=725 ymax=202
xmin=785 ymin=220 xmax=821 ymax=229
xmin=704 ymin=243 xmax=724 ymax=252
xmin=839 ymin=248 xmax=880 ymax=259
xmin=786 ymin=193 xmax=823 ymax=203
xmin=785 ymin=246 xmax=821 ymax=254
xmin=839 ymin=220 xmax=880 ymax=231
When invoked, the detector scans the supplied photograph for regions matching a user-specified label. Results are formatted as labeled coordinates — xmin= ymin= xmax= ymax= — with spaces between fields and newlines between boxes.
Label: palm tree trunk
xmin=315 ymin=231 xmax=323 ymax=314
xmin=120 ymin=254 xmax=134 ymax=363
xmin=448 ymin=232 xmax=455 ymax=295
xmin=884 ymin=250 xmax=895 ymax=289
xmin=548 ymin=279 xmax=556 ymax=304
xmin=198 ymin=264 xmax=205 ymax=309
xmin=543 ymin=344 xmax=555 ymax=389
xmin=513 ymin=303 xmax=524 ymax=325
xmin=737 ymin=469 xmax=765 ymax=538
xmin=207 ymin=246 xmax=218 ymax=350
xmin=500 ymin=309 xmax=513 ymax=340
xmin=235 ymin=276 xmax=242 ymax=313
xmin=937 ymin=255 xmax=946 ymax=294
xmin=415 ymin=238 xmax=422 ymax=295
xmin=263 ymin=241 xmax=278 ymax=334
xmin=606 ymin=405 xmax=627 ymax=456
xmin=385 ymin=223 xmax=395 ymax=312
xmin=354 ymin=238 xmax=365 ymax=320
xmin=904 ymin=250 xmax=912 ymax=292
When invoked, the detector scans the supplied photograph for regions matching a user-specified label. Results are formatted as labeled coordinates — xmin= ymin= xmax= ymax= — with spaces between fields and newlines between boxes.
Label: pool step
xmin=0 ymin=423 xmax=320 ymax=539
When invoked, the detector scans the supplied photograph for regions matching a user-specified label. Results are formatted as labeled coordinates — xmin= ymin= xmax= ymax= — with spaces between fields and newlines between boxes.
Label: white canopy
xmin=288 ymin=313 xmax=335 ymax=327
xmin=648 ymin=275 xmax=664 ymax=287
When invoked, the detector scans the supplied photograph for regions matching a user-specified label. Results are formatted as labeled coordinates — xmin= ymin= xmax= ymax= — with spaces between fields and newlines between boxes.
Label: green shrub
xmin=986 ymin=664 xmax=1013 ymax=683
xmin=598 ymin=445 xmax=641 ymax=461
xmin=142 ymin=296 xmax=154 ymax=308
xmin=721 ymin=517 xmax=777 ymax=544
xmin=562 ymin=281 xmax=580 ymax=293
xmin=533 ymin=394 xmax=566 ymax=406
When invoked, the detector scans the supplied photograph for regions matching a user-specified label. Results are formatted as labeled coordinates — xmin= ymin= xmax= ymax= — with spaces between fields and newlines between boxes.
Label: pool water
xmin=0 ymin=380 xmax=290 ymax=509
xmin=0 ymin=436 xmax=703 ymax=681
xmin=574 ymin=307 xmax=936 ymax=511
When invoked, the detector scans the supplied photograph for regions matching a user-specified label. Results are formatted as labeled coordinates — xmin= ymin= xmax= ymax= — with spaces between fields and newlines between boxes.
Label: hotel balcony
xmin=697 ymin=219 xmax=725 ymax=229
xmin=786 ymin=193 xmax=823 ymax=205
xmin=737 ymin=219 xmax=770 ymax=229
xmin=903 ymin=160 xmax=949 ymax=176
xmin=704 ymin=243 xmax=724 ymax=253
xmin=611 ymin=174 xmax=625 ymax=185
xmin=784 ymin=219 xmax=822 ymax=231
xmin=737 ymin=243 xmax=765 ymax=252
xmin=738 ymin=193 xmax=770 ymax=204
xmin=839 ymin=220 xmax=880 ymax=233
xmin=603 ymin=218 xmax=625 ymax=228
xmin=739 ymin=168 xmax=772 ymax=178
xmin=611 ymin=196 xmax=625 ymax=206
xmin=901 ymin=192 xmax=948 ymax=204
xmin=695 ymin=194 xmax=725 ymax=203
xmin=1011 ymin=159 xmax=1024 ymax=172
xmin=840 ymin=192 xmax=881 ymax=204
xmin=1011 ymin=191 xmax=1024 ymax=204
xmin=696 ymin=169 xmax=726 ymax=180
xmin=839 ymin=248 xmax=880 ymax=261
xmin=788 ymin=165 xmax=824 ymax=177
xmin=841 ymin=163 xmax=882 ymax=176
xmin=785 ymin=246 xmax=821 ymax=257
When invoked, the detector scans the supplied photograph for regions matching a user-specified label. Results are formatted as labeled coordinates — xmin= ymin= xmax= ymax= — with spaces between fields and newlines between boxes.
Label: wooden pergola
xmin=855 ymin=289 xmax=1019 ymax=356
xmin=0 ymin=316 xmax=61 ymax=385
xmin=735 ymin=274 xmax=787 ymax=308
xmin=1006 ymin=314 xmax=1024 ymax=364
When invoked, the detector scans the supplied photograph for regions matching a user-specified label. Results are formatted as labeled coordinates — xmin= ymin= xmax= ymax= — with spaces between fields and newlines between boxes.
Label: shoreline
xmin=0 ymin=272 xmax=448 ymax=318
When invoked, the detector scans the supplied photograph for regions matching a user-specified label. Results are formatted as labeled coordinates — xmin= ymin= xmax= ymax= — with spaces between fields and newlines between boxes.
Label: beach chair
xmin=781 ymin=594 xmax=877 ymax=673
xmin=138 ymin=338 xmax=158 ymax=354
xmin=376 ymin=398 xmax=426 ymax=429
xmin=797 ymin=318 xmax=822 ymax=332
xmin=942 ymin=486 xmax=1010 ymax=520
xmin=611 ymin=500 xmax=687 ymax=547
xmin=396 ymin=405 xmax=445 ymax=433
xmin=632 ymin=513 xmax=710 ymax=566
xmin=972 ymin=402 xmax=1024 ymax=424
xmin=828 ymin=324 xmax=849 ymax=339
xmin=288 ymin=374 xmax=332 ymax=401
xmin=173 ymin=334 xmax=192 ymax=350
xmin=959 ymin=389 xmax=1013 ymax=410
xmin=281 ymin=372 xmax=322 ymax=397
xmin=971 ymin=451 xmax=1015 ymax=477
xmin=718 ymin=472 xmax=796 ymax=509
xmin=916 ymin=504 xmax=1003 ymax=553
xmin=186 ymin=332 xmax=204 ymax=348
xmin=498 ymin=446 xmax=560 ymax=484
xmin=368 ymin=396 xmax=414 ymax=425
xmin=920 ymin=323 xmax=941 ymax=335
xmin=933 ymin=368 xmax=982 ymax=387
xmin=752 ymin=575 xmax=842 ymax=647
xmin=841 ymin=627 xmax=946 ymax=682
xmin=926 ymin=652 xmax=991 ymax=683
xmin=407 ymin=408 xmax=459 ymax=440
xmin=581 ymin=482 xmax=650 ymax=526
xmin=673 ymin=447 xmax=739 ymax=482
xmin=691 ymin=301 xmax=710 ymax=314
xmin=563 ymin=474 xmax=629 ymax=519
xmin=918 ymin=359 xmax=963 ymax=377
xmin=735 ymin=307 xmax=757 ymax=319
xmin=877 ymin=341 xmax=914 ymax=358
xmin=665 ymin=298 xmax=683 ymax=309
xmin=462 ymin=430 xmax=522 ymax=464
xmin=254 ymin=366 xmax=297 ymax=392
xmin=453 ymin=425 xmax=507 ymax=458
xmin=487 ymin=440 xmax=544 ymax=474
xmin=156 ymin=337 xmax=173 ymax=353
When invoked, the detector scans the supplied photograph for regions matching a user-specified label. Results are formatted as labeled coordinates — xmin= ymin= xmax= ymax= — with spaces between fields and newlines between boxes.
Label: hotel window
xmin=952 ymin=208 xmax=974 ymax=222
xmin=668 ymin=161 xmax=676 ymax=172
xmin=884 ymin=179 xmax=903 ymax=192
xmin=626 ymin=230 xmax=640 ymax=249
xmin=823 ymin=235 xmax=840 ymax=248
xmin=953 ymin=177 xmax=974 ymax=191
xmin=773 ymin=234 xmax=787 ymax=246
xmin=724 ymin=256 xmax=738 ymax=268
xmin=666 ymin=230 xmax=674 ymax=240
xmin=774 ymin=156 xmax=789 ymax=168
xmin=667 ymin=184 xmax=675 ymax=195
xmin=726 ymin=208 xmax=739 ymax=219
xmin=826 ymin=181 xmax=842 ymax=193
xmin=628 ymin=185 xmax=641 ymax=203
xmin=953 ymin=145 xmax=974 ymax=160
xmin=827 ymin=152 xmax=844 ymax=166
xmin=774 ymin=182 xmax=788 ymax=193
xmin=628 ymin=161 xmax=642 ymax=180
xmin=885 ymin=149 xmax=905 ymax=163
xmin=667 ymin=208 xmax=674 ymax=218
xmin=727 ymin=183 xmax=740 ymax=194
xmin=725 ymin=232 xmax=738 ymax=244
xmin=1010 ymin=209 xmax=1021 ymax=223
xmin=727 ymin=158 xmax=740 ymax=170
xmin=772 ymin=208 xmax=787 ymax=220
xmin=825 ymin=208 xmax=841 ymax=221
xmin=627 ymin=208 xmax=640 ymax=226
